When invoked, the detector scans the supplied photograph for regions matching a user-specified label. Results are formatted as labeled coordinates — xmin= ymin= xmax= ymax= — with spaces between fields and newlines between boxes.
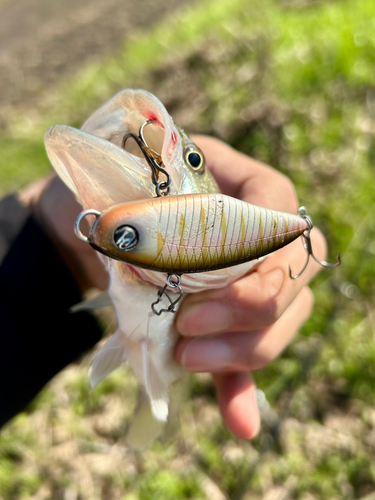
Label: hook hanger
xmin=151 ymin=274 xmax=184 ymax=315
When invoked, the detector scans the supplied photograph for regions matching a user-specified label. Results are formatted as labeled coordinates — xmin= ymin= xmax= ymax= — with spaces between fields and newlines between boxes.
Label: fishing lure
xmin=75 ymin=193 xmax=311 ymax=273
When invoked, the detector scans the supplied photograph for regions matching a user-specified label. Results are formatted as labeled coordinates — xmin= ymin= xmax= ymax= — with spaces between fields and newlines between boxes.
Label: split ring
xmin=74 ymin=209 xmax=101 ymax=242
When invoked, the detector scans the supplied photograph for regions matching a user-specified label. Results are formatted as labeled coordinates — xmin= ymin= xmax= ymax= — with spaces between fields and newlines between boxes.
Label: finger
xmin=176 ymin=229 xmax=325 ymax=336
xmin=176 ymin=286 xmax=313 ymax=372
xmin=192 ymin=135 xmax=299 ymax=213
xmin=213 ymin=372 xmax=260 ymax=439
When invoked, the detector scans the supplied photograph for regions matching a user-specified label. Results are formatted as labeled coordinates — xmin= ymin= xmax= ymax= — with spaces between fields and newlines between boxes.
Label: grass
xmin=1 ymin=0 xmax=375 ymax=498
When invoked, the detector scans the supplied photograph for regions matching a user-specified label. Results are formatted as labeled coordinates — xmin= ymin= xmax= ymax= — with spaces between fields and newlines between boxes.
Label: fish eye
xmin=113 ymin=225 xmax=138 ymax=251
xmin=185 ymin=145 xmax=205 ymax=173
xmin=187 ymin=151 xmax=202 ymax=167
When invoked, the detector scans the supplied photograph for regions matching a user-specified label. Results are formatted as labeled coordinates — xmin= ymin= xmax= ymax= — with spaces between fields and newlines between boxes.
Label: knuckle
xmin=225 ymin=274 xmax=283 ymax=330
xmin=311 ymin=227 xmax=328 ymax=262
xmin=193 ymin=135 xmax=231 ymax=155
xmin=276 ymin=174 xmax=299 ymax=212
xmin=247 ymin=343 xmax=278 ymax=370
xmin=240 ymin=329 xmax=286 ymax=371
xmin=301 ymin=287 xmax=315 ymax=317
xmin=254 ymin=299 xmax=281 ymax=328
xmin=259 ymin=343 xmax=280 ymax=365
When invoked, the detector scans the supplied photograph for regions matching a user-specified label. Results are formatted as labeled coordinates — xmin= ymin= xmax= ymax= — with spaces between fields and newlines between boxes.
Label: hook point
xmin=288 ymin=265 xmax=298 ymax=280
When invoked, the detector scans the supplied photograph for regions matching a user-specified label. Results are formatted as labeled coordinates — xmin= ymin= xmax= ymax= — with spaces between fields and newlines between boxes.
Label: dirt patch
xmin=0 ymin=0 xmax=195 ymax=116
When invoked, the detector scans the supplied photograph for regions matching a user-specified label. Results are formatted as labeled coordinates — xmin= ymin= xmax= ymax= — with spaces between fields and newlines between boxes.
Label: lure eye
xmin=113 ymin=225 xmax=138 ymax=251
xmin=184 ymin=145 xmax=205 ymax=173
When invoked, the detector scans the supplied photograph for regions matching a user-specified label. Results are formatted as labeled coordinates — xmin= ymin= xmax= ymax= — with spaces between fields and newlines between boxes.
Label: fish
xmin=44 ymin=89 xmax=266 ymax=447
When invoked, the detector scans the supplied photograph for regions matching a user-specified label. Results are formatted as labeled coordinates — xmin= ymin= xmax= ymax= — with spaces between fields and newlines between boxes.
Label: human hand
xmin=175 ymin=136 xmax=327 ymax=439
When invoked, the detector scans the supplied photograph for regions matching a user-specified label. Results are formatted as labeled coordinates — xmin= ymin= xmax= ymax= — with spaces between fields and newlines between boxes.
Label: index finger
xmin=192 ymin=135 xmax=299 ymax=213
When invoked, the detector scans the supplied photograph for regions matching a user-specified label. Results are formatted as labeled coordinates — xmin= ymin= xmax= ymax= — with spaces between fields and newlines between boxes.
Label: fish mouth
xmin=81 ymin=89 xmax=182 ymax=190
xmin=44 ymin=89 xmax=183 ymax=212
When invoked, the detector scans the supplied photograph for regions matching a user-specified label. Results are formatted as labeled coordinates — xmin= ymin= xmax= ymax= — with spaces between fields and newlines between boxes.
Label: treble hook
xmin=289 ymin=207 xmax=341 ymax=280
xmin=139 ymin=119 xmax=157 ymax=147
xmin=122 ymin=120 xmax=171 ymax=197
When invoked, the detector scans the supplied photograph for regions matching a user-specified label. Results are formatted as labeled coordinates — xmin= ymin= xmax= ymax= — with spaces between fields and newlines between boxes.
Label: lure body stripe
xmin=88 ymin=193 xmax=309 ymax=274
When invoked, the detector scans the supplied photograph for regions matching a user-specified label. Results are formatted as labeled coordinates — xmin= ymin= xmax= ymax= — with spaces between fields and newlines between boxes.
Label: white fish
xmin=44 ymin=89 xmax=260 ymax=447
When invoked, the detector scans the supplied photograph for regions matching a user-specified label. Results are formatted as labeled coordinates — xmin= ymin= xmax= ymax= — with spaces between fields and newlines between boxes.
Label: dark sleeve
xmin=0 ymin=195 xmax=103 ymax=427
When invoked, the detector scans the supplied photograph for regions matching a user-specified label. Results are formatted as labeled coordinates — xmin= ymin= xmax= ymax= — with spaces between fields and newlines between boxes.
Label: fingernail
xmin=177 ymin=301 xmax=231 ymax=336
xmin=181 ymin=338 xmax=234 ymax=371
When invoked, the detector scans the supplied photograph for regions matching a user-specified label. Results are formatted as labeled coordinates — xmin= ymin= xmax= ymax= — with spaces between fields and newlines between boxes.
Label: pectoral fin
xmin=69 ymin=290 xmax=113 ymax=312
xmin=90 ymin=329 xmax=127 ymax=388
xmin=44 ymin=125 xmax=152 ymax=211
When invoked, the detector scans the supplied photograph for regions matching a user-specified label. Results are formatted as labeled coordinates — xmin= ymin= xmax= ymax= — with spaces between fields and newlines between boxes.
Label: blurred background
xmin=1 ymin=0 xmax=375 ymax=498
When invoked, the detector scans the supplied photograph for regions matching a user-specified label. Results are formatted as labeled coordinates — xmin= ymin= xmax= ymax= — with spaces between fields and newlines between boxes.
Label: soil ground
xmin=0 ymin=0 xmax=193 ymax=115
